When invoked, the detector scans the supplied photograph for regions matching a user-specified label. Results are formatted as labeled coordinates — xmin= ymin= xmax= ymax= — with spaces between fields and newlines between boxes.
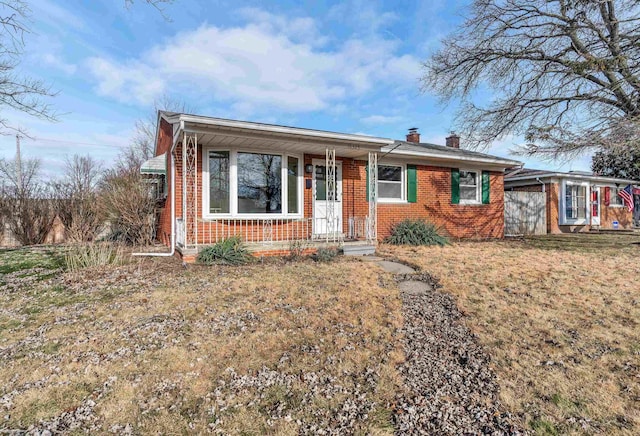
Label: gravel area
xmin=393 ymin=272 xmax=526 ymax=435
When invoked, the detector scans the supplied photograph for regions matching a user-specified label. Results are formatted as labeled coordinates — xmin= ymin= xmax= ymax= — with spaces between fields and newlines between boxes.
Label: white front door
xmin=591 ymin=186 xmax=601 ymax=226
xmin=312 ymin=160 xmax=342 ymax=236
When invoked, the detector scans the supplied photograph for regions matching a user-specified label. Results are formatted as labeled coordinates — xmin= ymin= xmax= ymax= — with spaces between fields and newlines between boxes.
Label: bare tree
xmin=0 ymin=156 xmax=56 ymax=245
xmin=116 ymin=95 xmax=195 ymax=174
xmin=124 ymin=0 xmax=174 ymax=19
xmin=422 ymin=0 xmax=640 ymax=158
xmin=100 ymin=169 xmax=157 ymax=246
xmin=0 ymin=1 xmax=57 ymax=133
xmin=0 ymin=1 xmax=174 ymax=135
xmin=52 ymin=155 xmax=104 ymax=242
xmin=100 ymin=96 xmax=192 ymax=246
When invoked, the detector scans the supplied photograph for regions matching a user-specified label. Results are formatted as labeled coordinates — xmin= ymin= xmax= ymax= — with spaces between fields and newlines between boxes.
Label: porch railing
xmin=175 ymin=216 xmax=375 ymax=249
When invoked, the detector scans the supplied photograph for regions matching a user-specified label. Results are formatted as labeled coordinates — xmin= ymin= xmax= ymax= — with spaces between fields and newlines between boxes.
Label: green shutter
xmin=482 ymin=171 xmax=490 ymax=204
xmin=365 ymin=165 xmax=369 ymax=202
xmin=451 ymin=168 xmax=460 ymax=204
xmin=407 ymin=164 xmax=417 ymax=203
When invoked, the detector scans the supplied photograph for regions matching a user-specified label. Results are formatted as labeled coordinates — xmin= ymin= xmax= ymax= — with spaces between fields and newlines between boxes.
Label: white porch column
xmin=325 ymin=147 xmax=336 ymax=242
xmin=367 ymin=151 xmax=377 ymax=243
xmin=183 ymin=134 xmax=198 ymax=248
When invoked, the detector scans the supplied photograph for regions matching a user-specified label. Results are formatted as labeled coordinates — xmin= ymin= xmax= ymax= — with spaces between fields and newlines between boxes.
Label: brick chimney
xmin=446 ymin=132 xmax=460 ymax=148
xmin=406 ymin=127 xmax=420 ymax=143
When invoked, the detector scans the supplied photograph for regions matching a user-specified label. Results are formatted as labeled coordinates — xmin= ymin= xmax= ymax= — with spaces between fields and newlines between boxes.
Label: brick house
xmin=144 ymin=112 xmax=521 ymax=261
xmin=504 ymin=168 xmax=639 ymax=233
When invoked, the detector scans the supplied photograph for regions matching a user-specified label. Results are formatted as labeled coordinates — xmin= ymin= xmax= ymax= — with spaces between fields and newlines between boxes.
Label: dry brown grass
xmin=0 ymin=251 xmax=403 ymax=434
xmin=381 ymin=233 xmax=640 ymax=435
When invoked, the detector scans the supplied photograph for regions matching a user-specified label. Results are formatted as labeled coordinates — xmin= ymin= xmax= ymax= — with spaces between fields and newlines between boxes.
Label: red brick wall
xmin=156 ymin=118 xmax=174 ymax=245
xmin=160 ymin=149 xmax=507 ymax=248
xmin=600 ymin=188 xmax=634 ymax=229
xmin=375 ymin=165 xmax=504 ymax=239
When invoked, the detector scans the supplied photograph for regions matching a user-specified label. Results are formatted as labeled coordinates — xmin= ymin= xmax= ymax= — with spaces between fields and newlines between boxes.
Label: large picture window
xmin=205 ymin=149 xmax=301 ymax=217
xmin=237 ymin=152 xmax=282 ymax=214
xmin=378 ymin=165 xmax=403 ymax=200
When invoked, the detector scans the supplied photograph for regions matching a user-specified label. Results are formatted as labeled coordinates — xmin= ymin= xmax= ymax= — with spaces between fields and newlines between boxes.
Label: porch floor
xmin=178 ymin=239 xmax=376 ymax=261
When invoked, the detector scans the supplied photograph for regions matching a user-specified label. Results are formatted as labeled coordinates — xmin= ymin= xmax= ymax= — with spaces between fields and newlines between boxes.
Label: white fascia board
xmin=179 ymin=114 xmax=394 ymax=146
xmin=506 ymin=173 xmax=638 ymax=185
xmin=386 ymin=149 xmax=522 ymax=169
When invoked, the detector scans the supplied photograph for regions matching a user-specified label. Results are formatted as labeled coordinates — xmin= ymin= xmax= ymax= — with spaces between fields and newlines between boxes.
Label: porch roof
xmin=162 ymin=111 xmax=395 ymax=158
xmin=140 ymin=153 xmax=166 ymax=175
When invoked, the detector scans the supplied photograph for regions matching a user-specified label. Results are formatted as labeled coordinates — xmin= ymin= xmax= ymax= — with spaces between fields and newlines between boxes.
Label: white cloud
xmin=41 ymin=53 xmax=77 ymax=75
xmin=85 ymin=10 xmax=420 ymax=114
xmin=361 ymin=114 xmax=404 ymax=124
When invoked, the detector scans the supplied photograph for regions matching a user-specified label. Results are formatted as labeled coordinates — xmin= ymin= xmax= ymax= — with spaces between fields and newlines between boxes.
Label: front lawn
xmin=0 ymin=250 xmax=402 ymax=434
xmin=381 ymin=233 xmax=640 ymax=435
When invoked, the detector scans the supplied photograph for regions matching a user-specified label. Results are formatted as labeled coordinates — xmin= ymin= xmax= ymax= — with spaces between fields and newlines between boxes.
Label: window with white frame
xmin=459 ymin=170 xmax=480 ymax=203
xmin=610 ymin=187 xmax=624 ymax=206
xmin=205 ymin=149 xmax=301 ymax=217
xmin=377 ymin=164 xmax=404 ymax=201
xmin=565 ymin=184 xmax=587 ymax=220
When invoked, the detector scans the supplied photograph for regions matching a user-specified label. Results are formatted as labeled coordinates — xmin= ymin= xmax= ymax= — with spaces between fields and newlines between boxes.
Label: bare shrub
xmin=100 ymin=169 xmax=157 ymax=246
xmin=52 ymin=155 xmax=104 ymax=243
xmin=99 ymin=96 xmax=195 ymax=246
xmin=64 ymin=242 xmax=125 ymax=272
xmin=0 ymin=157 xmax=56 ymax=245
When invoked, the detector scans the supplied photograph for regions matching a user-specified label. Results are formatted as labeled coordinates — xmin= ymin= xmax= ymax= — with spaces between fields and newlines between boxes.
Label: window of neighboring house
xmin=565 ymin=184 xmax=587 ymax=220
xmin=378 ymin=164 xmax=404 ymax=201
xmin=459 ymin=170 xmax=480 ymax=203
xmin=610 ymin=187 xmax=625 ymax=206
xmin=205 ymin=149 xmax=301 ymax=217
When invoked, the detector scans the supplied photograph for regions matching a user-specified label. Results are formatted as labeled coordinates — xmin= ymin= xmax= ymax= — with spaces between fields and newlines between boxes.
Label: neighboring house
xmin=505 ymin=168 xmax=639 ymax=233
xmin=144 ymin=112 xmax=521 ymax=260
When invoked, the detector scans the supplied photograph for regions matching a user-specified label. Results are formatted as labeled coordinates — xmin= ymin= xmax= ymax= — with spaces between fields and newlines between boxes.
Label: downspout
xmin=133 ymin=120 xmax=183 ymax=257
xmin=535 ymin=177 xmax=546 ymax=193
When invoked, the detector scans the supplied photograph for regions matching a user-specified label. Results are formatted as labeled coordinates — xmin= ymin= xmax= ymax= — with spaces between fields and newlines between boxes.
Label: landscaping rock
xmin=394 ymin=272 xmax=526 ymax=435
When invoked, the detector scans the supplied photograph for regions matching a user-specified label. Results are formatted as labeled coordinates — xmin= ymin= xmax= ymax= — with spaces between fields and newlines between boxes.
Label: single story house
xmin=143 ymin=112 xmax=521 ymax=260
xmin=504 ymin=168 xmax=639 ymax=233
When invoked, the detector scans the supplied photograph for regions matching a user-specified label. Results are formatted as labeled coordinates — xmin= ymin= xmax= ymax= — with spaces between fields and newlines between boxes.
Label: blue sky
xmin=0 ymin=0 xmax=593 ymax=177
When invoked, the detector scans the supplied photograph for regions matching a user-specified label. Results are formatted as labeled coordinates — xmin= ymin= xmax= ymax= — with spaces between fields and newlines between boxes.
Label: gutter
xmin=178 ymin=114 xmax=394 ymax=145
xmin=132 ymin=120 xmax=183 ymax=258
xmin=506 ymin=172 xmax=638 ymax=185
xmin=384 ymin=148 xmax=522 ymax=168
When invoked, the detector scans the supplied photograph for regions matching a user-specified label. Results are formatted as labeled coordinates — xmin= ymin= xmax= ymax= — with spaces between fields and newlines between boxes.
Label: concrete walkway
xmin=376 ymin=260 xmax=416 ymax=275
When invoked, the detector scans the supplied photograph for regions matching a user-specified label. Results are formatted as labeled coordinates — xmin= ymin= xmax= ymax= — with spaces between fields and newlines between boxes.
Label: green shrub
xmin=64 ymin=243 xmax=125 ymax=272
xmin=385 ymin=219 xmax=449 ymax=246
xmin=197 ymin=236 xmax=252 ymax=265
xmin=315 ymin=246 xmax=339 ymax=262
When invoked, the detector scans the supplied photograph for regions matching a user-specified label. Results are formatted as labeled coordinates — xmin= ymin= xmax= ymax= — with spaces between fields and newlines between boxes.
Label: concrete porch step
xmin=342 ymin=242 xmax=376 ymax=256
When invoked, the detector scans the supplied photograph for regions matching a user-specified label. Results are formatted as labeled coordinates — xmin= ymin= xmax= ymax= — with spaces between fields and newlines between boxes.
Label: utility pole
xmin=15 ymin=134 xmax=22 ymax=193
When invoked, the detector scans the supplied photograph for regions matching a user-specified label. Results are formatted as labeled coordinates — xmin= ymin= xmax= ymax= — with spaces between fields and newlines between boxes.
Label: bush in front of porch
xmin=385 ymin=219 xmax=449 ymax=247
xmin=197 ymin=236 xmax=252 ymax=265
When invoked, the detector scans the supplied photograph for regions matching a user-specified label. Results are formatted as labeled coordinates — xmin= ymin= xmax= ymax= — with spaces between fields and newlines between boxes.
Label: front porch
xmin=168 ymin=116 xmax=389 ymax=259
xmin=176 ymin=216 xmax=377 ymax=257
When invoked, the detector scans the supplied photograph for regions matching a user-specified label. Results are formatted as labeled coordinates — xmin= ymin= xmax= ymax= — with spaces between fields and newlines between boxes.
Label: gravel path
xmin=392 ymin=272 xmax=526 ymax=435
